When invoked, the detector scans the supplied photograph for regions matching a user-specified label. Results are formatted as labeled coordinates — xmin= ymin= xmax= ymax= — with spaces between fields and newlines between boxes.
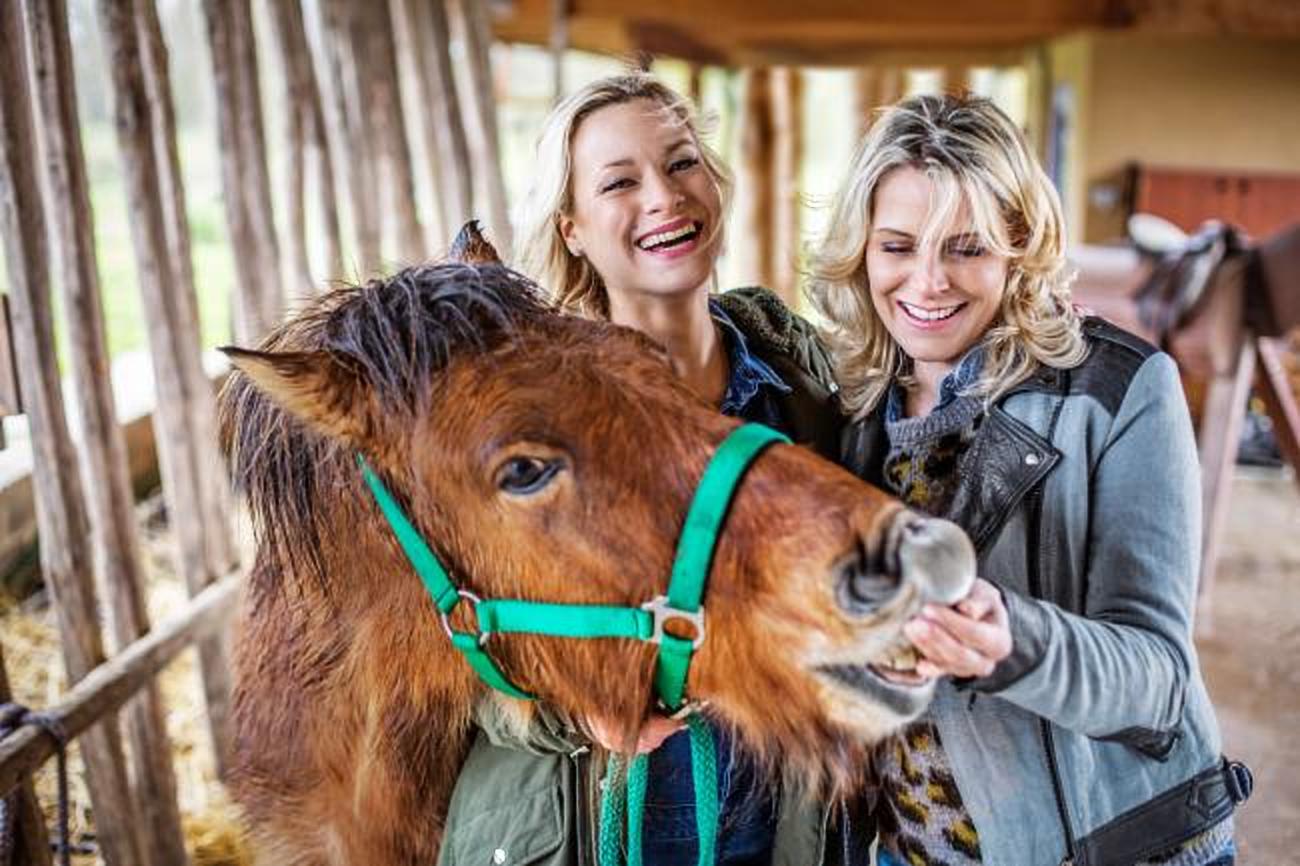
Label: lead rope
xmin=598 ymin=713 xmax=718 ymax=866
xmin=0 ymin=702 xmax=71 ymax=866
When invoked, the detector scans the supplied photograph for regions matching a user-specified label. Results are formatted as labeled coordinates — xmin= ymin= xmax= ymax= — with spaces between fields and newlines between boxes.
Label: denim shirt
xmin=641 ymin=300 xmax=791 ymax=866
xmin=883 ymin=344 xmax=985 ymax=424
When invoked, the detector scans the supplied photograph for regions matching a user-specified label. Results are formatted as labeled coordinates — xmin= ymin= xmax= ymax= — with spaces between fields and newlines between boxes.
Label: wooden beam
xmin=734 ymin=67 xmax=775 ymax=289
xmin=451 ymin=0 xmax=513 ymax=256
xmin=398 ymin=0 xmax=473 ymax=247
xmin=854 ymin=64 xmax=904 ymax=131
xmin=0 ymin=571 xmax=242 ymax=798
xmin=317 ymin=0 xmax=382 ymax=275
xmin=770 ymin=66 xmax=802 ymax=306
xmin=0 ymin=295 xmax=21 ymax=423
xmin=0 ymin=4 xmax=143 ymax=861
xmin=268 ymin=0 xmax=342 ymax=290
xmin=1195 ymin=338 xmax=1257 ymax=633
xmin=550 ymin=0 xmax=569 ymax=105
xmin=97 ymin=0 xmax=237 ymax=779
xmin=1256 ymin=336 xmax=1300 ymax=485
xmin=493 ymin=0 xmax=1111 ymax=62
xmin=25 ymin=0 xmax=188 ymax=860
xmin=202 ymin=0 xmax=284 ymax=339
xmin=356 ymin=1 xmax=424 ymax=264
xmin=137 ymin=0 xmax=238 ymax=585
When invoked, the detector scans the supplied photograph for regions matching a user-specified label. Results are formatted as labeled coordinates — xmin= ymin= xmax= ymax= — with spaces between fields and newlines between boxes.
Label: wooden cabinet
xmin=1132 ymin=165 xmax=1300 ymax=239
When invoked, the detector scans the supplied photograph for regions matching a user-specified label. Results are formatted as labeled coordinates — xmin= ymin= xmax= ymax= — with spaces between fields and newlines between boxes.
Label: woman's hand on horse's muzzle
xmin=902 ymin=578 xmax=1012 ymax=680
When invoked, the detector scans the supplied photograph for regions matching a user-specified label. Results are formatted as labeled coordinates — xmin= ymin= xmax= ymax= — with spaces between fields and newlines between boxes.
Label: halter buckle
xmin=641 ymin=596 xmax=705 ymax=649
xmin=439 ymin=590 xmax=489 ymax=647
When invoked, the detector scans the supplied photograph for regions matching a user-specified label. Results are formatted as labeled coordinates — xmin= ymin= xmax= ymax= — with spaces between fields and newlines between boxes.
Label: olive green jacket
xmin=437 ymin=288 xmax=846 ymax=866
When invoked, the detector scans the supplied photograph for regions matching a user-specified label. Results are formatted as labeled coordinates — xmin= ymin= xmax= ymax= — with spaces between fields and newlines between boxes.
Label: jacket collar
xmin=844 ymin=370 xmax=1065 ymax=554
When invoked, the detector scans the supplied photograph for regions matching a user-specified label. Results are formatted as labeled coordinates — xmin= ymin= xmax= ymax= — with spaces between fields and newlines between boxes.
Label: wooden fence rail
xmin=0 ymin=570 xmax=242 ymax=798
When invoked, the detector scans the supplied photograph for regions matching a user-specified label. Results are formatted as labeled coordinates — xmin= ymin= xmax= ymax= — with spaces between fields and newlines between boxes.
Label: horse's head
xmin=220 ymin=223 xmax=974 ymax=793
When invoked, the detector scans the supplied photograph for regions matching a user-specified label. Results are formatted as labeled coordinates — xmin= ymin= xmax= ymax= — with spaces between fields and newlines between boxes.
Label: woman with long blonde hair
xmin=812 ymin=93 xmax=1245 ymax=866
xmin=439 ymin=72 xmax=849 ymax=866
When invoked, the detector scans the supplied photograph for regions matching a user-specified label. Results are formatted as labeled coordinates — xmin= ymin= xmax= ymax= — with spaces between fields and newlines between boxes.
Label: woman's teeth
xmin=900 ymin=301 xmax=962 ymax=322
xmin=638 ymin=223 xmax=698 ymax=250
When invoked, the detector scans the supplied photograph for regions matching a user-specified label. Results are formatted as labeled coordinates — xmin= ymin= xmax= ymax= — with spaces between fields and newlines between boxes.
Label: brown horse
xmin=217 ymin=226 xmax=975 ymax=864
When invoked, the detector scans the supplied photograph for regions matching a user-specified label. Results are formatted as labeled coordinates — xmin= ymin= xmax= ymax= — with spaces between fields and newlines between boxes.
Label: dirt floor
xmin=1197 ymin=466 xmax=1300 ymax=864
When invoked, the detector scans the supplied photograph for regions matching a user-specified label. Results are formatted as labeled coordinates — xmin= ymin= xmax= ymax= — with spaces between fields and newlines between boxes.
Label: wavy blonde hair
xmin=514 ymin=73 xmax=733 ymax=318
xmin=808 ymin=93 xmax=1087 ymax=417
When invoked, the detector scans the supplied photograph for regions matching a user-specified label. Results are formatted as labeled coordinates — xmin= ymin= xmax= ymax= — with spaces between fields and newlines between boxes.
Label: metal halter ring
xmin=641 ymin=595 xmax=706 ymax=649
xmin=439 ymin=589 xmax=489 ymax=647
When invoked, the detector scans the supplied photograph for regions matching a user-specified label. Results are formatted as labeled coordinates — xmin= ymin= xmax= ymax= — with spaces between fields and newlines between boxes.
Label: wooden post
xmin=687 ymin=62 xmax=703 ymax=108
xmin=735 ymin=67 xmax=774 ymax=289
xmin=268 ymin=0 xmax=343 ymax=289
xmin=318 ymin=0 xmax=382 ymax=275
xmin=942 ymin=64 xmax=971 ymax=94
xmin=389 ymin=0 xmax=444 ymax=246
xmin=770 ymin=66 xmax=802 ymax=306
xmin=854 ymin=66 xmax=904 ymax=133
xmin=96 ymin=0 xmax=236 ymax=778
xmin=856 ymin=65 xmax=904 ymax=128
xmin=0 ymin=646 xmax=51 ymax=866
xmin=401 ymin=0 xmax=472 ymax=242
xmin=451 ymin=0 xmax=513 ymax=256
xmin=202 ymin=0 xmax=284 ymax=340
xmin=1195 ymin=338 xmax=1257 ymax=632
xmin=0 ymin=4 xmax=143 ymax=862
xmin=0 ymin=295 xmax=21 ymax=448
xmin=24 ymin=0 xmax=189 ymax=861
xmin=357 ymin=1 xmax=424 ymax=264
xmin=550 ymin=0 xmax=569 ymax=106
xmin=1257 ymin=336 xmax=1300 ymax=478
xmin=137 ymin=0 xmax=237 ymax=581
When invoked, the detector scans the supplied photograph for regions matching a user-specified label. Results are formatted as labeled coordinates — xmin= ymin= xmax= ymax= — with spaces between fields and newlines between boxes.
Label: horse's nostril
xmin=835 ymin=541 xmax=899 ymax=615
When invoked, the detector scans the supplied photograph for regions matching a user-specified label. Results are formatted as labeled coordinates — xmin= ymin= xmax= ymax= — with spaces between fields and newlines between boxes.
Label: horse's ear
xmin=221 ymin=346 xmax=375 ymax=446
xmin=448 ymin=220 xmax=501 ymax=265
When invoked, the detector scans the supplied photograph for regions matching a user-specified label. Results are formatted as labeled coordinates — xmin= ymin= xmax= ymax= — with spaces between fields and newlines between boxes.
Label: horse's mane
xmin=218 ymin=263 xmax=551 ymax=593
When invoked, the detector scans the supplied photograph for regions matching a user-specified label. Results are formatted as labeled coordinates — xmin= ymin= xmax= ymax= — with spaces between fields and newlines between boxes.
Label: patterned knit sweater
xmin=877 ymin=388 xmax=986 ymax=866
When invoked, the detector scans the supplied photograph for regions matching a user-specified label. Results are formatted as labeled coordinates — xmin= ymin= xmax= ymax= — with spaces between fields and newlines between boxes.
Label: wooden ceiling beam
xmin=492 ymin=0 xmax=1300 ymax=64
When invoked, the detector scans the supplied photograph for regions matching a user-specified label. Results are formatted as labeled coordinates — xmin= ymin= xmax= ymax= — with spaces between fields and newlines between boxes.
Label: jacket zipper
xmin=1026 ymin=481 xmax=1078 ymax=866
xmin=573 ymin=746 xmax=594 ymax=866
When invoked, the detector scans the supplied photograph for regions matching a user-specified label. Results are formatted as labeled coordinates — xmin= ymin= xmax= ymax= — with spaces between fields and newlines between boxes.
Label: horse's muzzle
xmin=834 ymin=511 xmax=975 ymax=616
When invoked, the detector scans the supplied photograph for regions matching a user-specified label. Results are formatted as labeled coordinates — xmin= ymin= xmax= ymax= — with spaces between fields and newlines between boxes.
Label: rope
xmin=596 ymin=714 xmax=720 ymax=866
xmin=686 ymin=714 xmax=719 ymax=866
xmin=598 ymin=753 xmax=628 ymax=866
xmin=624 ymin=754 xmax=648 ymax=866
xmin=0 ymin=702 xmax=71 ymax=866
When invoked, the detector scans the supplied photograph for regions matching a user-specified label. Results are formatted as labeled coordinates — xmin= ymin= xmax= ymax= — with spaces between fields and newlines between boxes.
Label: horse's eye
xmin=496 ymin=457 xmax=561 ymax=495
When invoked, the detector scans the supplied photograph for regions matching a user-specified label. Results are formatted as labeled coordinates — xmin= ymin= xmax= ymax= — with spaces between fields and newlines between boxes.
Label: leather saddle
xmin=1070 ymin=217 xmax=1300 ymax=380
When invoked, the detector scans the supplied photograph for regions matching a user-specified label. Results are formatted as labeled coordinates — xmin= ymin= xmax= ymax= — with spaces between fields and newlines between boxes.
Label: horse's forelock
xmin=220 ymin=262 xmax=553 ymax=592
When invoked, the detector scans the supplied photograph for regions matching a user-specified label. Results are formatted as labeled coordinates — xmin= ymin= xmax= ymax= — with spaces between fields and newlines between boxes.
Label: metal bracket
xmin=640 ymin=595 xmax=705 ymax=649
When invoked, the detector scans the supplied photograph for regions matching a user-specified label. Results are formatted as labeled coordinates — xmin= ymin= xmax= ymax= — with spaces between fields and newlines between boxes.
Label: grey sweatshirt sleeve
xmin=978 ymin=352 xmax=1201 ymax=739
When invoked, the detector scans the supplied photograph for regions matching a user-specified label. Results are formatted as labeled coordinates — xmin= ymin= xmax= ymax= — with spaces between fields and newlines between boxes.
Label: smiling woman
xmin=444 ymin=73 xmax=857 ymax=866
xmin=812 ymin=93 xmax=1247 ymax=866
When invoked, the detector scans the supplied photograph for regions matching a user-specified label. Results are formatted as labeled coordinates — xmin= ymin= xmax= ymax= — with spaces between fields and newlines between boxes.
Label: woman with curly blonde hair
xmin=812 ymin=93 xmax=1246 ymax=866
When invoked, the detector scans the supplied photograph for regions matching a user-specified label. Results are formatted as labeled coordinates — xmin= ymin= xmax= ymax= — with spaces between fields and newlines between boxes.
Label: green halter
xmin=358 ymin=422 xmax=788 ymax=866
